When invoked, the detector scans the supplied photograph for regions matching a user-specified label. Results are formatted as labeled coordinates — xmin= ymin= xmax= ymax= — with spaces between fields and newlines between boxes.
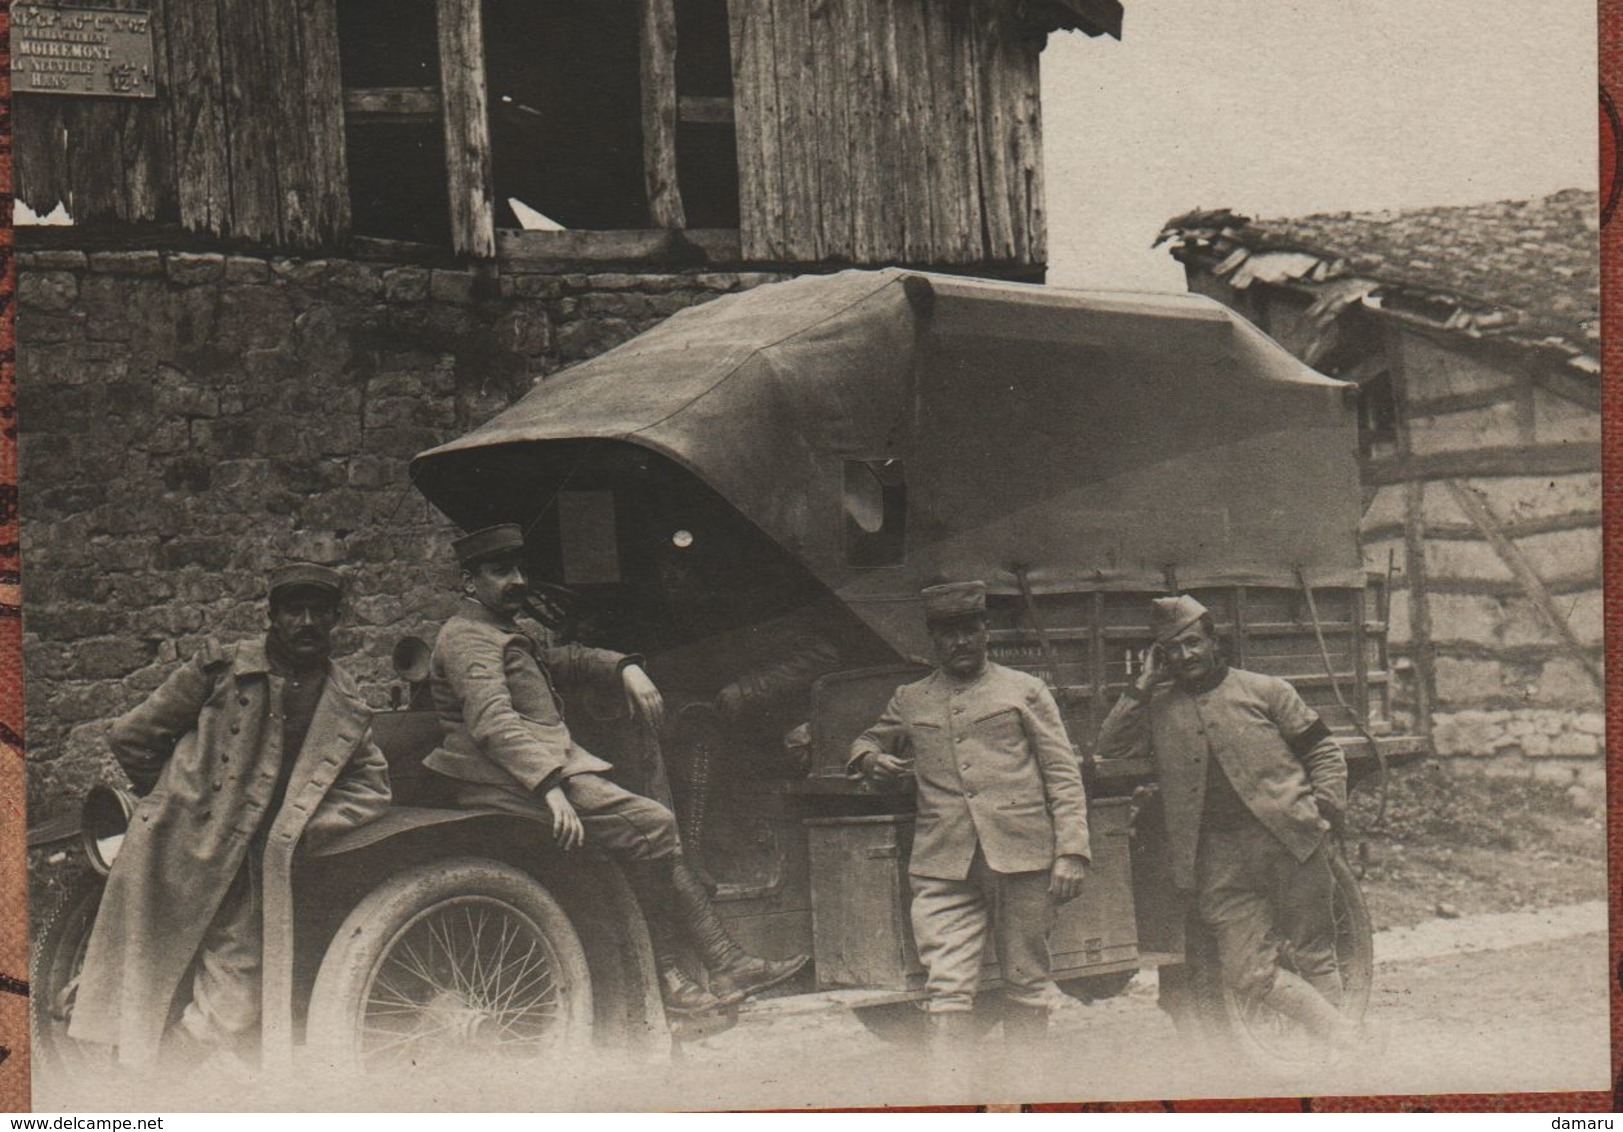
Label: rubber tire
xmin=1216 ymin=846 xmax=1374 ymax=1073
xmin=305 ymin=857 xmax=594 ymax=1074
xmin=30 ymin=874 xmax=111 ymax=1076
xmin=1057 ymin=968 xmax=1136 ymax=1004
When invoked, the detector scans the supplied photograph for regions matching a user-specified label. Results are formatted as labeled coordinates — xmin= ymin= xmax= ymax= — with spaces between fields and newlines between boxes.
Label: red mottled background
xmin=0 ymin=1 xmax=1614 ymax=1115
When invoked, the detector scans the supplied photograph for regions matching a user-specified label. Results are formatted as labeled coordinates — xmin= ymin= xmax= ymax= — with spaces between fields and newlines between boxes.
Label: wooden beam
xmin=1366 ymin=442 xmax=1601 ymax=485
xmin=494 ymin=227 xmax=742 ymax=268
xmin=345 ymin=87 xmax=442 ymax=121
xmin=730 ymin=0 xmax=787 ymax=260
xmin=1405 ymin=382 xmax=1530 ymax=419
xmin=296 ymin=0 xmax=351 ymax=247
xmin=437 ymin=0 xmax=496 ymax=257
xmin=1441 ymin=479 xmax=1605 ymax=694
xmin=1363 ymin=510 xmax=1603 ymax=545
xmin=1401 ymin=480 xmax=1434 ymax=737
xmin=1529 ymin=366 xmax=1602 ymax=413
xmin=678 ymin=95 xmax=736 ymax=124
xmin=640 ymin=0 xmax=686 ymax=229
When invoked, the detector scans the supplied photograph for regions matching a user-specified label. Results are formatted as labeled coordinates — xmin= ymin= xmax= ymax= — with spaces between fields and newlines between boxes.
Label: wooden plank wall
xmin=730 ymin=0 xmax=1046 ymax=269
xmin=14 ymin=0 xmax=176 ymax=225
xmin=14 ymin=0 xmax=348 ymax=248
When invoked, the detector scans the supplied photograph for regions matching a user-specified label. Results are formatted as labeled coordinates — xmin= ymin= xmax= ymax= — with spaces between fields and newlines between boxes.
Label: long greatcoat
xmin=70 ymin=638 xmax=392 ymax=1066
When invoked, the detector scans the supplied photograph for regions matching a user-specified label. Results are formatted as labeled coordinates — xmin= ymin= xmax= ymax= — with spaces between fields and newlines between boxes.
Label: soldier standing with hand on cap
xmin=1095 ymin=594 xmax=1377 ymax=1057
xmin=849 ymin=581 xmax=1091 ymax=1052
xmin=69 ymin=564 xmax=393 ymax=1073
xmin=423 ymin=524 xmax=807 ymax=1018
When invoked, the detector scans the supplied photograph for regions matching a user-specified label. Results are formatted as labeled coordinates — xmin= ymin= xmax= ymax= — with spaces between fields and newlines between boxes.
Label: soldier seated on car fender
xmin=421 ymin=523 xmax=809 ymax=1017
xmin=848 ymin=581 xmax=1091 ymax=1053
xmin=69 ymin=564 xmax=393 ymax=1075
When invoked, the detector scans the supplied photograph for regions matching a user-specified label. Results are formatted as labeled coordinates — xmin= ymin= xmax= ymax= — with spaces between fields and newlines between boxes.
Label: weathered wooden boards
xmin=729 ymin=0 xmax=1047 ymax=269
xmin=641 ymin=0 xmax=687 ymax=229
xmin=437 ymin=0 xmax=495 ymax=257
xmin=14 ymin=0 xmax=176 ymax=226
xmin=16 ymin=0 xmax=1054 ymax=265
xmin=16 ymin=0 xmax=349 ymax=248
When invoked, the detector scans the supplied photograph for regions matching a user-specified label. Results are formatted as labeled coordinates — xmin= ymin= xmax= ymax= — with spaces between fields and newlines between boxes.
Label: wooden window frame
xmin=341 ymin=0 xmax=739 ymax=260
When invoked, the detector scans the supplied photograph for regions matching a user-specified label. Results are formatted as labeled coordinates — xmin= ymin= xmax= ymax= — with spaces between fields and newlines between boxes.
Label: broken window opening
xmin=674 ymin=0 xmax=740 ymax=229
xmin=338 ymin=0 xmax=450 ymax=243
xmin=337 ymin=0 xmax=742 ymax=246
xmin=844 ymin=459 xmax=907 ymax=568
xmin=1356 ymin=371 xmax=1399 ymax=460
xmin=487 ymin=0 xmax=648 ymax=232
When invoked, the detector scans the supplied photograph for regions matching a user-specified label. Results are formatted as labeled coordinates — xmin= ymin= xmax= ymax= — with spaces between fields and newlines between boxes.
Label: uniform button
xmin=213 ymin=783 xmax=223 ymax=792
xmin=230 ymin=725 xmax=240 ymax=734
xmin=955 ymin=735 xmax=965 ymax=743
xmin=965 ymin=790 xmax=976 ymax=798
xmin=961 ymin=762 xmax=970 ymax=770
xmin=238 ymin=697 xmax=249 ymax=706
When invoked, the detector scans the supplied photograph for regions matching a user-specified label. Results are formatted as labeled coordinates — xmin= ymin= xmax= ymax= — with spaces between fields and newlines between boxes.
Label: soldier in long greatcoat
xmin=69 ymin=564 xmax=392 ymax=1070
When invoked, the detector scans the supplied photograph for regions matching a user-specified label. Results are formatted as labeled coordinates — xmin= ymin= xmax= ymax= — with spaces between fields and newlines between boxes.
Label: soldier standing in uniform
xmin=1094 ymin=594 xmax=1372 ymax=1053
xmin=422 ymin=524 xmax=807 ymax=1017
xmin=849 ymin=581 xmax=1091 ymax=1049
xmin=69 ymin=564 xmax=393 ymax=1071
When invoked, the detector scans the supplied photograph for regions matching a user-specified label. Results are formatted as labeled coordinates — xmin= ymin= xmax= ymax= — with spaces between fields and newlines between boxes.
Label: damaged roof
xmin=1157 ymin=189 xmax=1599 ymax=375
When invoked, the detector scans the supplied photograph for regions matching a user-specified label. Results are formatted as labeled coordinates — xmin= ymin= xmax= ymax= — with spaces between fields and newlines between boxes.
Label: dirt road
xmin=33 ymin=905 xmax=1610 ymax=1112
xmin=637 ymin=906 xmax=1612 ymax=1111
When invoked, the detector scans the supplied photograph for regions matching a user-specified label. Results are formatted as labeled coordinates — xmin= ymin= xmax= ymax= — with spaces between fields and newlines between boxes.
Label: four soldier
xmin=66 ymin=541 xmax=1369 ymax=1067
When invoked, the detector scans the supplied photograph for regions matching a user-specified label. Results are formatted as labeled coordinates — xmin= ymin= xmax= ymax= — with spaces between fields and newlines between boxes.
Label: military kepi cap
xmin=454 ymin=523 xmax=527 ymax=568
xmin=922 ymin=580 xmax=987 ymax=622
xmin=267 ymin=562 xmax=343 ymax=603
xmin=1151 ymin=594 xmax=1210 ymax=643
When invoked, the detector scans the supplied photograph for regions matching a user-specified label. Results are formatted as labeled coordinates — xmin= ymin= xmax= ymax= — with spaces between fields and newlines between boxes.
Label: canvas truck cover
xmin=413 ymin=269 xmax=1363 ymax=656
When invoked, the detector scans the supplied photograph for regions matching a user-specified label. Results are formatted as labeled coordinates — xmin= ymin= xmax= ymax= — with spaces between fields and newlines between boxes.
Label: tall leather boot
xmin=1002 ymin=1002 xmax=1050 ymax=1046
xmin=668 ymin=858 xmax=810 ymax=1002
xmin=625 ymin=860 xmax=724 ymax=1017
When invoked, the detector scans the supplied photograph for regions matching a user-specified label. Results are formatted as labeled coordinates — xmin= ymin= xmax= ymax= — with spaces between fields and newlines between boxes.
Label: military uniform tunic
xmin=1096 ymin=664 xmax=1348 ymax=1002
xmin=424 ymin=600 xmax=679 ymax=860
xmin=850 ymin=662 xmax=1090 ymax=1011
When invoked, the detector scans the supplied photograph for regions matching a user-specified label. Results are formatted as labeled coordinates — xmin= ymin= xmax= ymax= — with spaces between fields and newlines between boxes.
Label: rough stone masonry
xmin=15 ymin=248 xmax=786 ymax=817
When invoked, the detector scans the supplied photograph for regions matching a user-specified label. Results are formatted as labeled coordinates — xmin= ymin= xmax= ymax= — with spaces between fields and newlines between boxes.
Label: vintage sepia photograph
xmin=9 ymin=0 xmax=1608 ymax=1112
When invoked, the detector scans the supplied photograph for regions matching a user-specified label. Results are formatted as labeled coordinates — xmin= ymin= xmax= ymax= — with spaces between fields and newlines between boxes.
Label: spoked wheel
xmin=306 ymin=859 xmax=593 ymax=1074
xmin=31 ymin=875 xmax=115 ymax=1077
xmin=1219 ymin=846 xmax=1373 ymax=1072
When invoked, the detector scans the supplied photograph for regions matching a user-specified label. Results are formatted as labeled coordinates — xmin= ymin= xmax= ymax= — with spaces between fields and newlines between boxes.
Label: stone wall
xmin=16 ymin=247 xmax=787 ymax=817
